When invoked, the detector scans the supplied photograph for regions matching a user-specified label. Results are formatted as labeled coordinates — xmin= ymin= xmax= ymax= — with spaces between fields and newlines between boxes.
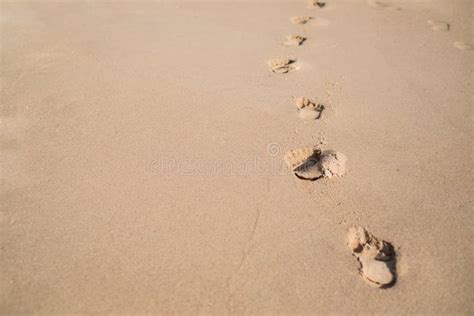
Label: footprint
xmin=294 ymin=96 xmax=324 ymax=120
xmin=267 ymin=58 xmax=300 ymax=74
xmin=347 ymin=226 xmax=397 ymax=288
xmin=291 ymin=16 xmax=313 ymax=24
xmin=284 ymin=147 xmax=347 ymax=180
xmin=453 ymin=41 xmax=473 ymax=50
xmin=366 ymin=0 xmax=400 ymax=10
xmin=427 ymin=19 xmax=450 ymax=31
xmin=308 ymin=0 xmax=326 ymax=9
xmin=366 ymin=0 xmax=389 ymax=8
xmin=284 ymin=35 xmax=307 ymax=46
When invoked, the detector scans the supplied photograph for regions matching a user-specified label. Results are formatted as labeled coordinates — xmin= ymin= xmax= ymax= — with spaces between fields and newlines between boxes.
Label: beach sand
xmin=1 ymin=0 xmax=473 ymax=314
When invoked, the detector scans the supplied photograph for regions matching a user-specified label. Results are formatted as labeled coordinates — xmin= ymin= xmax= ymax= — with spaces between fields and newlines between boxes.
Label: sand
xmin=1 ymin=0 xmax=473 ymax=314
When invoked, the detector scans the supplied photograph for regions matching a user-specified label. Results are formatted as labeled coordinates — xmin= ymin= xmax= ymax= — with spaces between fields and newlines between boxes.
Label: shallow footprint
xmin=366 ymin=0 xmax=400 ymax=10
xmin=347 ymin=226 xmax=397 ymax=288
xmin=291 ymin=16 xmax=313 ymax=24
xmin=367 ymin=0 xmax=389 ymax=8
xmin=453 ymin=41 xmax=473 ymax=50
xmin=295 ymin=96 xmax=324 ymax=120
xmin=284 ymin=147 xmax=347 ymax=180
xmin=427 ymin=19 xmax=450 ymax=31
xmin=284 ymin=35 xmax=307 ymax=46
xmin=307 ymin=0 xmax=326 ymax=9
xmin=267 ymin=58 xmax=300 ymax=74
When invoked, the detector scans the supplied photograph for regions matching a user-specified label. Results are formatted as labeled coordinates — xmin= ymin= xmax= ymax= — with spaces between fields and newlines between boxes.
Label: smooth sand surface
xmin=1 ymin=0 xmax=473 ymax=314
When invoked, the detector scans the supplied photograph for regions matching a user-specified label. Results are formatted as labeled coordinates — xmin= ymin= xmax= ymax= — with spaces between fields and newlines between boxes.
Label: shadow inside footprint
xmin=317 ymin=1 xmax=326 ymax=8
xmin=314 ymin=104 xmax=325 ymax=119
xmin=382 ymin=252 xmax=397 ymax=289
xmin=308 ymin=0 xmax=326 ymax=8
xmin=294 ymin=150 xmax=324 ymax=181
xmin=284 ymin=35 xmax=307 ymax=46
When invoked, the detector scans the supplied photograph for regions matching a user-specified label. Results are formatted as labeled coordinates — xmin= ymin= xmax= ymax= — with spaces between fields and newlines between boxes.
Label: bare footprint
xmin=366 ymin=0 xmax=400 ymax=10
xmin=427 ymin=19 xmax=450 ymax=31
xmin=307 ymin=0 xmax=326 ymax=9
xmin=453 ymin=41 xmax=473 ymax=50
xmin=367 ymin=0 xmax=389 ymax=8
xmin=284 ymin=147 xmax=347 ymax=180
xmin=291 ymin=16 xmax=313 ymax=24
xmin=267 ymin=58 xmax=300 ymax=74
xmin=294 ymin=96 xmax=324 ymax=120
xmin=284 ymin=35 xmax=307 ymax=46
xmin=347 ymin=226 xmax=397 ymax=288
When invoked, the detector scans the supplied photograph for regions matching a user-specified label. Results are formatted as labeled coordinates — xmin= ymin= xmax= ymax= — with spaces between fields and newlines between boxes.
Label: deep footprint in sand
xmin=294 ymin=96 xmax=324 ymax=120
xmin=284 ymin=147 xmax=347 ymax=180
xmin=284 ymin=35 xmax=307 ymax=46
xmin=427 ymin=19 xmax=450 ymax=31
xmin=347 ymin=226 xmax=397 ymax=288
xmin=307 ymin=0 xmax=326 ymax=9
xmin=453 ymin=41 xmax=473 ymax=50
xmin=291 ymin=16 xmax=313 ymax=24
xmin=267 ymin=58 xmax=300 ymax=74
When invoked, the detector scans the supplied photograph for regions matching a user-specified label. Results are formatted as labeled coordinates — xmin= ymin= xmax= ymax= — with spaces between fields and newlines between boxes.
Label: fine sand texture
xmin=1 ymin=0 xmax=473 ymax=314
